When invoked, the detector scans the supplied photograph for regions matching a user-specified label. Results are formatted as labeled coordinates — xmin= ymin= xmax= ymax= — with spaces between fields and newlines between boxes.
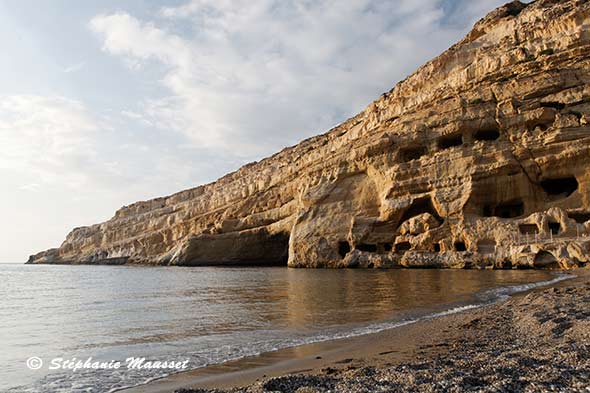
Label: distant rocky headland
xmin=29 ymin=0 xmax=590 ymax=269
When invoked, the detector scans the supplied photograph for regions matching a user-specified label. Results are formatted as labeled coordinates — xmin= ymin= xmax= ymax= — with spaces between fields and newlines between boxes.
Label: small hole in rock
xmin=454 ymin=241 xmax=467 ymax=252
xmin=474 ymin=127 xmax=500 ymax=141
xmin=548 ymin=222 xmax=561 ymax=235
xmin=395 ymin=242 xmax=411 ymax=253
xmin=438 ymin=133 xmax=463 ymax=150
xmin=400 ymin=146 xmax=427 ymax=162
xmin=357 ymin=243 xmax=377 ymax=253
xmin=483 ymin=200 xmax=524 ymax=218
xmin=568 ymin=212 xmax=590 ymax=224
xmin=540 ymin=101 xmax=565 ymax=110
xmin=338 ymin=241 xmax=351 ymax=258
xmin=505 ymin=2 xmax=526 ymax=17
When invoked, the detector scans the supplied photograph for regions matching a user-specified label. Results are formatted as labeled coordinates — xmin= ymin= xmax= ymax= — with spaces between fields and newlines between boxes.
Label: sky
xmin=0 ymin=0 xmax=519 ymax=263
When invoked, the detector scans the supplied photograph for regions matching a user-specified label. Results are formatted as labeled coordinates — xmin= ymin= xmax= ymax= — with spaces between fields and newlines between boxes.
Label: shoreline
xmin=120 ymin=270 xmax=589 ymax=393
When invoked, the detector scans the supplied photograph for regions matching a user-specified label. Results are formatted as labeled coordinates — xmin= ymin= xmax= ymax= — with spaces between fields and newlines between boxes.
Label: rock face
xmin=29 ymin=0 xmax=590 ymax=269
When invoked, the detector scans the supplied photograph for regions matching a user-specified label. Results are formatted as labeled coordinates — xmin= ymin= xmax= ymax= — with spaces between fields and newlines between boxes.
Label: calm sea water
xmin=0 ymin=264 xmax=570 ymax=392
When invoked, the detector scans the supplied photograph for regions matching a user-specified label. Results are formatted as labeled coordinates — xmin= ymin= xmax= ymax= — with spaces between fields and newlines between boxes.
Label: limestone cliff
xmin=28 ymin=0 xmax=590 ymax=269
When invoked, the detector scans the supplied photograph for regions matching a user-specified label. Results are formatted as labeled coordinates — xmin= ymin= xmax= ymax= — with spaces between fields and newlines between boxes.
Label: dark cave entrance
xmin=540 ymin=102 xmax=566 ymax=110
xmin=338 ymin=241 xmax=351 ymax=258
xmin=357 ymin=243 xmax=378 ymax=253
xmin=540 ymin=177 xmax=578 ymax=199
xmin=505 ymin=1 xmax=527 ymax=17
xmin=181 ymin=230 xmax=291 ymax=266
xmin=483 ymin=199 xmax=524 ymax=219
xmin=398 ymin=196 xmax=443 ymax=226
xmin=264 ymin=232 xmax=291 ymax=266
xmin=380 ymin=243 xmax=393 ymax=253
xmin=454 ymin=241 xmax=467 ymax=252
xmin=473 ymin=127 xmax=500 ymax=141
xmin=437 ymin=133 xmax=463 ymax=150
xmin=502 ymin=260 xmax=513 ymax=270
xmin=548 ymin=222 xmax=561 ymax=235
xmin=395 ymin=242 xmax=411 ymax=253
xmin=533 ymin=251 xmax=560 ymax=269
xmin=568 ymin=212 xmax=590 ymax=224
xmin=400 ymin=145 xmax=427 ymax=162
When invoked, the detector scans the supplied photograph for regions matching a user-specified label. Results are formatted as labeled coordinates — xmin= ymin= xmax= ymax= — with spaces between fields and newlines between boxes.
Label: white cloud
xmin=0 ymin=95 xmax=100 ymax=188
xmin=63 ymin=61 xmax=86 ymax=73
xmin=89 ymin=13 xmax=192 ymax=70
xmin=89 ymin=0 xmax=502 ymax=157
xmin=120 ymin=109 xmax=154 ymax=127
xmin=18 ymin=183 xmax=42 ymax=192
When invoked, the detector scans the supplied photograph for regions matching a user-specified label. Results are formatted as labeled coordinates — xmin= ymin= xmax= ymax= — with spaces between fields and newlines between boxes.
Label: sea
xmin=0 ymin=264 xmax=572 ymax=392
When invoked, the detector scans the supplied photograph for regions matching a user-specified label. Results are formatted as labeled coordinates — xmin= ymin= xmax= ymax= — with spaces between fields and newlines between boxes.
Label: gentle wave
xmin=476 ymin=273 xmax=574 ymax=302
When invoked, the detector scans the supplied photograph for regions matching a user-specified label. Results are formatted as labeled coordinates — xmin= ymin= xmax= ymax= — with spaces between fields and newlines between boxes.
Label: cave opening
xmin=380 ymin=243 xmax=393 ymax=252
xmin=357 ymin=243 xmax=378 ymax=253
xmin=505 ymin=1 xmax=527 ymax=17
xmin=548 ymin=222 xmax=561 ymax=235
xmin=540 ymin=177 xmax=578 ymax=198
xmin=540 ymin=101 xmax=566 ymax=110
xmin=400 ymin=146 xmax=427 ymax=162
xmin=533 ymin=251 xmax=560 ymax=269
xmin=437 ymin=133 xmax=463 ymax=150
xmin=483 ymin=200 xmax=525 ymax=218
xmin=519 ymin=224 xmax=539 ymax=234
xmin=183 ymin=230 xmax=291 ymax=266
xmin=398 ymin=196 xmax=443 ymax=226
xmin=454 ymin=241 xmax=467 ymax=252
xmin=433 ymin=243 xmax=441 ymax=252
xmin=395 ymin=242 xmax=411 ymax=253
xmin=338 ymin=241 xmax=351 ymax=258
xmin=568 ymin=212 xmax=590 ymax=224
xmin=473 ymin=127 xmax=500 ymax=141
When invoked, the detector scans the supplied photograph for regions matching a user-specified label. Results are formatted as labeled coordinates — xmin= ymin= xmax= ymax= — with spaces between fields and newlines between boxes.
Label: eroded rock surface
xmin=29 ymin=0 xmax=590 ymax=268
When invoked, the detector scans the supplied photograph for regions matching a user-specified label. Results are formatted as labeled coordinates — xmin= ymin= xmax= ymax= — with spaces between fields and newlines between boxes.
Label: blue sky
xmin=0 ymin=0 xmax=518 ymax=262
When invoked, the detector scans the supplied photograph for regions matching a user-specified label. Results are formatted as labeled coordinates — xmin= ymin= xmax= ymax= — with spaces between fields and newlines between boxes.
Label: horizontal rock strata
xmin=29 ymin=0 xmax=590 ymax=269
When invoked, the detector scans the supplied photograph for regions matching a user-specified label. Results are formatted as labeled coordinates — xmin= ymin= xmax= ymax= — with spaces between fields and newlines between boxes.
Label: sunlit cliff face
xmin=25 ymin=1 xmax=590 ymax=270
xmin=0 ymin=0 xmax=517 ymax=263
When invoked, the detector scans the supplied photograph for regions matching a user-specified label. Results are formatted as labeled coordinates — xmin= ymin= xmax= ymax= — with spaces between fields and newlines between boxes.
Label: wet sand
xmin=122 ymin=270 xmax=590 ymax=393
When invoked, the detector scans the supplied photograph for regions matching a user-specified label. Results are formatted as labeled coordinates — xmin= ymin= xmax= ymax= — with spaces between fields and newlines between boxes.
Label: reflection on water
xmin=0 ymin=265 xmax=559 ymax=392
xmin=282 ymin=269 xmax=554 ymax=329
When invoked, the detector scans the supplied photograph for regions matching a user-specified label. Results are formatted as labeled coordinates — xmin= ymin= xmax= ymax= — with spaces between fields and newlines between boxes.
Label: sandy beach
xmin=120 ymin=270 xmax=590 ymax=393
